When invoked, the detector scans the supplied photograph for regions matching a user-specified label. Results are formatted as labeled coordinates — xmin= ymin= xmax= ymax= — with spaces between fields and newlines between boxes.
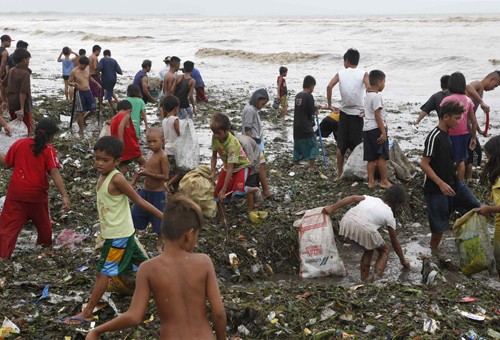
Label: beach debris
xmin=55 ymin=229 xmax=88 ymax=248
xmin=0 ymin=277 xmax=6 ymax=289
xmin=459 ymin=310 xmax=486 ymax=322
xmin=76 ymin=265 xmax=89 ymax=272
xmin=228 ymin=253 xmax=239 ymax=267
xmin=487 ymin=328 xmax=500 ymax=339
xmin=248 ymin=211 xmax=268 ymax=224
xmin=421 ymin=257 xmax=447 ymax=286
xmin=461 ymin=297 xmax=477 ymax=303
xmin=0 ymin=317 xmax=20 ymax=338
xmin=363 ymin=325 xmax=375 ymax=333
xmin=423 ymin=317 xmax=439 ymax=334
xmin=460 ymin=329 xmax=482 ymax=340
xmin=320 ymin=308 xmax=336 ymax=321
xmin=237 ymin=324 xmax=250 ymax=336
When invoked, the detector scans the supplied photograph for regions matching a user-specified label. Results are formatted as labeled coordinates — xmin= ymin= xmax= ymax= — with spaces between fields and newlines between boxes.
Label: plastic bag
xmin=452 ymin=210 xmax=494 ymax=276
xmin=341 ymin=140 xmax=416 ymax=182
xmin=0 ymin=117 xmax=28 ymax=154
xmin=294 ymin=207 xmax=346 ymax=278
xmin=99 ymin=120 xmax=111 ymax=138
xmin=175 ymin=118 xmax=199 ymax=171
xmin=179 ymin=165 xmax=217 ymax=218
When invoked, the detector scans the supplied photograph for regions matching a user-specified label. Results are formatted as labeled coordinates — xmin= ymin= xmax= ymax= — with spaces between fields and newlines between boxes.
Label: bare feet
xmin=367 ymin=180 xmax=377 ymax=189
xmin=379 ymin=181 xmax=392 ymax=189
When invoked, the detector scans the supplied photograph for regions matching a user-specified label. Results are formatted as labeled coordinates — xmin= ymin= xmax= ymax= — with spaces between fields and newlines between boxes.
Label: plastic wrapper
xmin=0 ymin=317 xmax=20 ymax=338
xmin=0 ymin=115 xmax=28 ymax=154
xmin=453 ymin=210 xmax=495 ymax=276
xmin=179 ymin=165 xmax=216 ymax=218
xmin=294 ymin=207 xmax=346 ymax=278
xmin=175 ymin=118 xmax=199 ymax=171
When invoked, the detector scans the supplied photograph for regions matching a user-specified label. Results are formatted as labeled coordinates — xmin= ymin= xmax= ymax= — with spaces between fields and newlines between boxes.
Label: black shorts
xmin=363 ymin=128 xmax=389 ymax=162
xmin=466 ymin=135 xmax=482 ymax=166
xmin=338 ymin=111 xmax=363 ymax=155
xmin=245 ymin=172 xmax=260 ymax=187
xmin=62 ymin=75 xmax=69 ymax=80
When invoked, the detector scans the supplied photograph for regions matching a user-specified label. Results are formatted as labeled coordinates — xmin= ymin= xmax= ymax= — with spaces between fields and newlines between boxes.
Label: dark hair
xmin=78 ymin=49 xmax=86 ymax=56
xmin=344 ymin=48 xmax=360 ymax=66
xmin=103 ymin=49 xmax=111 ymax=57
xmin=117 ymin=100 xmax=133 ymax=111
xmin=161 ymin=95 xmax=180 ymax=112
xmin=16 ymin=40 xmax=28 ymax=49
xmin=210 ymin=113 xmax=231 ymax=131
xmin=303 ymin=75 xmax=316 ymax=89
xmin=440 ymin=75 xmax=450 ymax=90
xmin=381 ymin=184 xmax=406 ymax=212
xmin=12 ymin=48 xmax=31 ymax=64
xmin=92 ymin=45 xmax=101 ymax=53
xmin=369 ymin=70 xmax=386 ymax=86
xmin=480 ymin=135 xmax=500 ymax=186
xmin=30 ymin=118 xmax=59 ymax=157
xmin=448 ymin=72 xmax=466 ymax=94
xmin=183 ymin=60 xmax=194 ymax=73
xmin=79 ymin=56 xmax=89 ymax=65
xmin=161 ymin=194 xmax=204 ymax=240
xmin=439 ymin=100 xmax=463 ymax=119
xmin=62 ymin=46 xmax=70 ymax=56
xmin=279 ymin=66 xmax=288 ymax=75
xmin=126 ymin=84 xmax=141 ymax=98
xmin=142 ymin=59 xmax=152 ymax=69
xmin=170 ymin=56 xmax=180 ymax=67
xmin=94 ymin=136 xmax=123 ymax=159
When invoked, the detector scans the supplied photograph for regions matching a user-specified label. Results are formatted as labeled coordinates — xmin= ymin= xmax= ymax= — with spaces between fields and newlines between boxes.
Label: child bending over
xmin=323 ymin=185 xmax=410 ymax=280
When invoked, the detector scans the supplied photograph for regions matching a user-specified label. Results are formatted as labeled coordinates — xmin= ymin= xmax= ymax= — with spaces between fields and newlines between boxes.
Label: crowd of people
xmin=0 ymin=35 xmax=499 ymax=338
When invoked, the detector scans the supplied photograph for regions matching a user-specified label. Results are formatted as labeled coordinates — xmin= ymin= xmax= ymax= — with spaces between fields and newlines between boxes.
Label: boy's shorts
xmin=245 ymin=172 xmax=260 ymax=188
xmin=466 ymin=135 xmax=482 ymax=166
xmin=132 ymin=189 xmax=166 ymax=234
xmin=90 ymin=74 xmax=102 ymax=98
xmin=78 ymin=90 xmax=96 ymax=112
xmin=363 ymin=128 xmax=389 ymax=162
xmin=178 ymin=107 xmax=193 ymax=120
xmin=338 ymin=111 xmax=363 ymax=155
xmin=62 ymin=75 xmax=69 ymax=80
xmin=104 ymin=88 xmax=114 ymax=101
xmin=293 ymin=135 xmax=319 ymax=161
xmin=214 ymin=167 xmax=249 ymax=202
xmin=280 ymin=95 xmax=288 ymax=108
xmin=425 ymin=181 xmax=480 ymax=233
xmin=450 ymin=134 xmax=469 ymax=163
xmin=316 ymin=116 xmax=339 ymax=141
xmin=97 ymin=234 xmax=148 ymax=276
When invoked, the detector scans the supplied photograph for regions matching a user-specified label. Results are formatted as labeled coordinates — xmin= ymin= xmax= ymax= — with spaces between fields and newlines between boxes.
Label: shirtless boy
xmin=69 ymin=56 xmax=101 ymax=135
xmin=131 ymin=127 xmax=169 ymax=253
xmin=86 ymin=195 xmax=227 ymax=340
xmin=163 ymin=56 xmax=180 ymax=96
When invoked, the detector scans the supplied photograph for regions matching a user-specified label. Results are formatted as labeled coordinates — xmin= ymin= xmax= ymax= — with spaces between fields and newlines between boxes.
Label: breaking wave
xmin=82 ymin=34 xmax=153 ymax=42
xmin=196 ymin=48 xmax=325 ymax=63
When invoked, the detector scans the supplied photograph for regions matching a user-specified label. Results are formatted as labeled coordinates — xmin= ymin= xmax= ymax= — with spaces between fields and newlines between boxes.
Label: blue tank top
xmin=134 ymin=70 xmax=147 ymax=98
xmin=62 ymin=58 xmax=74 ymax=76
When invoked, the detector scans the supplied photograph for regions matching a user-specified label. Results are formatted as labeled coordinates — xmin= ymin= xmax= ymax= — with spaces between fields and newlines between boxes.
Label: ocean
xmin=2 ymin=13 xmax=499 ymax=149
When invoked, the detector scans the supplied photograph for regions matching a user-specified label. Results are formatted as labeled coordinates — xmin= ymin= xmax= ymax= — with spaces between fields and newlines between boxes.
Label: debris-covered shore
xmin=0 ymin=85 xmax=499 ymax=339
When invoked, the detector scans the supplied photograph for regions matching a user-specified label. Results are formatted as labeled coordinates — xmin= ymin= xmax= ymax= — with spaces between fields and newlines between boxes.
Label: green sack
xmin=453 ymin=210 xmax=494 ymax=276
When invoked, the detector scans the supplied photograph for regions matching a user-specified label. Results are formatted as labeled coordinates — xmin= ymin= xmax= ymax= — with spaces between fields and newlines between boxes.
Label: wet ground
xmin=0 ymin=85 xmax=499 ymax=339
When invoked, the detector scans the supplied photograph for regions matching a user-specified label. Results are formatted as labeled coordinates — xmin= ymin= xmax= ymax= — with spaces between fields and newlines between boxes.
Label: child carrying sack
xmin=294 ymin=207 xmax=346 ymax=278
xmin=452 ymin=210 xmax=495 ymax=276
xmin=0 ymin=112 xmax=28 ymax=154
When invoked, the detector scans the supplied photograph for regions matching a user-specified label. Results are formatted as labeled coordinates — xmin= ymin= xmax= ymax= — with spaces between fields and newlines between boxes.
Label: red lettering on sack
xmin=306 ymin=245 xmax=323 ymax=256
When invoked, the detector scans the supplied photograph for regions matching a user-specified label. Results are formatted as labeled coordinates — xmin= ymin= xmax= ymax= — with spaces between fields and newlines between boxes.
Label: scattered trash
xmin=288 ymin=171 xmax=295 ymax=177
xmin=229 ymin=253 xmax=239 ymax=267
xmin=487 ymin=328 xmax=500 ymax=339
xmin=249 ymin=211 xmax=269 ymax=224
xmin=76 ymin=265 xmax=89 ymax=272
xmin=461 ymin=297 xmax=477 ymax=303
xmin=339 ymin=314 xmax=354 ymax=322
xmin=404 ymin=288 xmax=422 ymax=297
xmin=430 ymin=304 xmax=442 ymax=316
xmin=423 ymin=318 xmax=439 ymax=334
xmin=460 ymin=329 xmax=482 ymax=340
xmin=36 ymin=284 xmax=50 ymax=303
xmin=295 ymin=291 xmax=312 ymax=299
xmin=459 ymin=310 xmax=486 ymax=322
xmin=0 ymin=317 xmax=20 ymax=338
xmin=0 ymin=277 xmax=6 ymax=289
xmin=55 ymin=229 xmax=88 ymax=248
xmin=238 ymin=324 xmax=250 ymax=336
xmin=320 ymin=308 xmax=336 ymax=321
xmin=421 ymin=257 xmax=447 ymax=286
xmin=363 ymin=325 xmax=375 ymax=333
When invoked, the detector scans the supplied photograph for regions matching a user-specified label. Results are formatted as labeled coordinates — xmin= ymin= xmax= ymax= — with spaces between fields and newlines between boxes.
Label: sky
xmin=2 ymin=0 xmax=500 ymax=16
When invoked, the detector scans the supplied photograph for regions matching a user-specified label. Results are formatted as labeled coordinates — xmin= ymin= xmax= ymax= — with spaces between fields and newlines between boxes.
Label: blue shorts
xmin=178 ymin=107 xmax=193 ymax=120
xmin=425 ymin=181 xmax=480 ymax=233
xmin=363 ymin=128 xmax=389 ymax=162
xmin=293 ymin=135 xmax=319 ymax=161
xmin=131 ymin=189 xmax=166 ymax=234
xmin=450 ymin=134 xmax=469 ymax=163
xmin=78 ymin=90 xmax=96 ymax=112
xmin=97 ymin=235 xmax=148 ymax=276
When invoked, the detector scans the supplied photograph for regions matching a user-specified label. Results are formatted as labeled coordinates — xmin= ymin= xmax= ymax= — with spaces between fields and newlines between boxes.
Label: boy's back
xmin=338 ymin=67 xmax=366 ymax=114
xmin=141 ymin=251 xmax=217 ymax=339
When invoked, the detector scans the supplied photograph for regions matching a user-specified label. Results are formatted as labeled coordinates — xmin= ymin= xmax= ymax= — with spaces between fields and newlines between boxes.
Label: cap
xmin=163 ymin=56 xmax=171 ymax=63
xmin=1 ymin=35 xmax=14 ymax=42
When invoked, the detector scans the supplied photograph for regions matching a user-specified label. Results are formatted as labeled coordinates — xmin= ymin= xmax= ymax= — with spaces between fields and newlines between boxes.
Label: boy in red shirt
xmin=110 ymin=100 xmax=146 ymax=176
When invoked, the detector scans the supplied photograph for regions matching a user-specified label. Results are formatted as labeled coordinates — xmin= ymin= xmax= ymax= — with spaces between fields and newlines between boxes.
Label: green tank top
xmin=97 ymin=169 xmax=134 ymax=239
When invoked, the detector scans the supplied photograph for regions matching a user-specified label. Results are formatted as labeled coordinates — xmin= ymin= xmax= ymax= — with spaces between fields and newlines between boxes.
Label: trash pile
xmin=0 ymin=85 xmax=498 ymax=338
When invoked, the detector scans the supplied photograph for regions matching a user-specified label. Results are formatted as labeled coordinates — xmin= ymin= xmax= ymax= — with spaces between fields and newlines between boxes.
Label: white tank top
xmin=339 ymin=68 xmax=366 ymax=116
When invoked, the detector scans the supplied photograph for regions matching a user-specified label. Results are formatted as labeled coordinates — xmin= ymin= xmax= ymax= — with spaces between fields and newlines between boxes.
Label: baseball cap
xmin=1 ymin=35 xmax=14 ymax=42
xmin=163 ymin=56 xmax=171 ymax=63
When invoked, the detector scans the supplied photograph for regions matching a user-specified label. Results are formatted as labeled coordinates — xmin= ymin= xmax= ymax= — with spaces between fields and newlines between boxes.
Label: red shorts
xmin=214 ymin=167 xmax=249 ymax=202
xmin=0 ymin=199 xmax=51 ymax=259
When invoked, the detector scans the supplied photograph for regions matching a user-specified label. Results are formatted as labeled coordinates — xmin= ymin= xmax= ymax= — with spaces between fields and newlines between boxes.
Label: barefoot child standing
xmin=64 ymin=136 xmax=163 ymax=325
xmin=86 ymin=195 xmax=226 ymax=339
xmin=131 ymin=127 xmax=169 ymax=253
